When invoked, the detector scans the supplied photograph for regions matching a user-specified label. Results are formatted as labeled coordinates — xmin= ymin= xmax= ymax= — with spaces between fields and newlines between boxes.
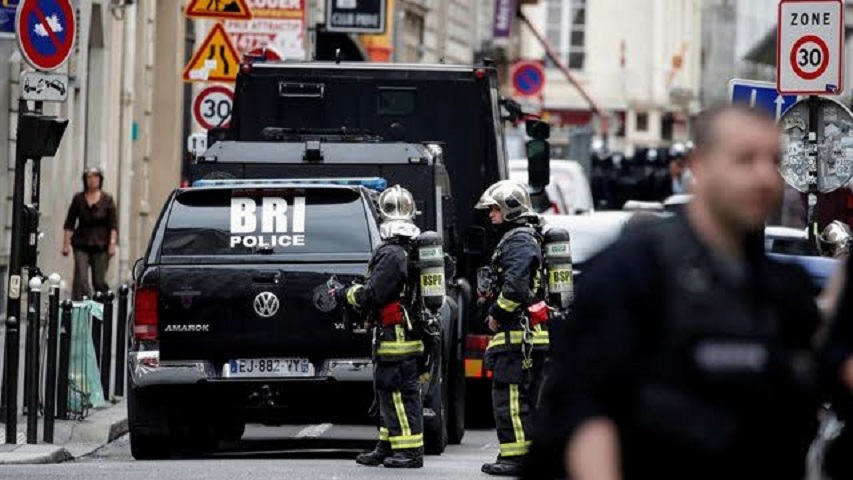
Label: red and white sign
xmin=226 ymin=0 xmax=305 ymax=61
xmin=193 ymin=85 xmax=234 ymax=130
xmin=777 ymin=0 xmax=844 ymax=95
xmin=15 ymin=0 xmax=76 ymax=71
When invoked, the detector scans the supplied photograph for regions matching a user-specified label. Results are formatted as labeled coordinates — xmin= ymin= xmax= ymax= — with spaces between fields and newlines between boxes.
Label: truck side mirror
xmin=132 ymin=258 xmax=144 ymax=282
xmin=526 ymin=138 xmax=550 ymax=191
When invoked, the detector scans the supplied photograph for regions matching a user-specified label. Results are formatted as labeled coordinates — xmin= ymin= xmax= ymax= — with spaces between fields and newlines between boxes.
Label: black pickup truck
xmin=127 ymin=175 xmax=455 ymax=459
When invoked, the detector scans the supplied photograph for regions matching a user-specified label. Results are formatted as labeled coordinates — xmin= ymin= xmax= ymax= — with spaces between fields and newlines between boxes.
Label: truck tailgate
xmin=158 ymin=263 xmax=369 ymax=362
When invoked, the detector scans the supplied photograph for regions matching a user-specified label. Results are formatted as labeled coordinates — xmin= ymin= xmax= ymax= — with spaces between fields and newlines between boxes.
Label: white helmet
xmin=377 ymin=185 xmax=420 ymax=239
xmin=818 ymin=220 xmax=852 ymax=258
xmin=378 ymin=185 xmax=416 ymax=222
xmin=475 ymin=180 xmax=535 ymax=223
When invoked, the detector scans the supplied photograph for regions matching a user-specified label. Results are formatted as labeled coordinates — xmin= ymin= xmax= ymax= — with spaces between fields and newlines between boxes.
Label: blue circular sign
xmin=512 ymin=62 xmax=545 ymax=97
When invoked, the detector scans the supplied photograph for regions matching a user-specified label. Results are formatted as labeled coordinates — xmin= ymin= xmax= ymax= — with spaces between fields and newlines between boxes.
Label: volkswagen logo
xmin=253 ymin=291 xmax=280 ymax=318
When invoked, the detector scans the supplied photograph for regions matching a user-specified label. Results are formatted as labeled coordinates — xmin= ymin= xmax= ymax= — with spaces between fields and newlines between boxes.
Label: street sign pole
xmin=807 ymin=95 xmax=820 ymax=252
xmin=2 ymin=100 xmax=28 ymax=436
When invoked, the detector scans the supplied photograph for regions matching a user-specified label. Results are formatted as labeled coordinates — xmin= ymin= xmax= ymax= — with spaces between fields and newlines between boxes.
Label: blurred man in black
xmin=527 ymin=105 xmax=820 ymax=480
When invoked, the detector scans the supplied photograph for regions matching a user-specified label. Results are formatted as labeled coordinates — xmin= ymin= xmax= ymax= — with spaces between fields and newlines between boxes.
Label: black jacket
xmin=488 ymin=224 xmax=542 ymax=325
xmin=526 ymin=214 xmax=820 ymax=480
xmin=348 ymin=241 xmax=408 ymax=311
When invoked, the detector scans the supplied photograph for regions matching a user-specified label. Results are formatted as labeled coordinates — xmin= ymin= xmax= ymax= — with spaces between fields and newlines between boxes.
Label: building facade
xmin=517 ymin=0 xmax=703 ymax=154
xmin=0 ymin=0 xmax=186 ymax=296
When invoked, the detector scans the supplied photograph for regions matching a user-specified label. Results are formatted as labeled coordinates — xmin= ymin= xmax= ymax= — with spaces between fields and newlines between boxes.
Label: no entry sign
xmin=777 ymin=0 xmax=844 ymax=95
xmin=193 ymin=85 xmax=234 ymax=130
xmin=15 ymin=0 xmax=76 ymax=71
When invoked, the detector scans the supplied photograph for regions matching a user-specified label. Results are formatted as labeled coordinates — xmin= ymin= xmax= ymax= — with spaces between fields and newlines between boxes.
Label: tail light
xmin=465 ymin=335 xmax=491 ymax=353
xmin=134 ymin=287 xmax=159 ymax=341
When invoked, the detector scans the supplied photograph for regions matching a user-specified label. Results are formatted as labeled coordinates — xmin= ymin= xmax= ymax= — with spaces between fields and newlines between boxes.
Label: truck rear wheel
xmin=128 ymin=386 xmax=173 ymax=460
xmin=129 ymin=430 xmax=171 ymax=460
xmin=423 ymin=343 xmax=448 ymax=455
xmin=446 ymin=336 xmax=466 ymax=445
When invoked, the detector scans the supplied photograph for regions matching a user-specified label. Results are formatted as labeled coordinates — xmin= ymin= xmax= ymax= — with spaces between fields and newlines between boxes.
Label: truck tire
xmin=446 ymin=332 xmax=466 ymax=445
xmin=128 ymin=386 xmax=172 ymax=460
xmin=130 ymin=430 xmax=171 ymax=460
xmin=423 ymin=343 xmax=448 ymax=455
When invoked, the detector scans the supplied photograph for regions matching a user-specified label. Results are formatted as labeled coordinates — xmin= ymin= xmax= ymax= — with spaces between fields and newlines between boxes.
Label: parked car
xmin=541 ymin=211 xmax=635 ymax=273
xmin=510 ymin=159 xmax=594 ymax=215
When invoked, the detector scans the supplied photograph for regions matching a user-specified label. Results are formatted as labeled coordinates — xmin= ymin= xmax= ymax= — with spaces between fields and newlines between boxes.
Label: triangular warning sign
xmin=185 ymin=0 xmax=252 ymax=21
xmin=183 ymin=23 xmax=242 ymax=83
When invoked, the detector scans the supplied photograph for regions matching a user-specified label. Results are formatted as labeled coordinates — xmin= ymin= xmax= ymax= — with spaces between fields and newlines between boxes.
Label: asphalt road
xmin=0 ymin=425 xmax=502 ymax=480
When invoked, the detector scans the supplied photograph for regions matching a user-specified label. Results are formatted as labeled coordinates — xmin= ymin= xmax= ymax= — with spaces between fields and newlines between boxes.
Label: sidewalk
xmin=0 ymin=399 xmax=127 ymax=464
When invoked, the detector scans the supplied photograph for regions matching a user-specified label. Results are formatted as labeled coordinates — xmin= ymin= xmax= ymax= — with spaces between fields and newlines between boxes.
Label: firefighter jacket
xmin=346 ymin=239 xmax=424 ymax=361
xmin=486 ymin=224 xmax=550 ymax=356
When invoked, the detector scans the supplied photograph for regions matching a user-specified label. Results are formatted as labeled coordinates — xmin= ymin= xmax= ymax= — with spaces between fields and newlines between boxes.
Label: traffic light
xmin=17 ymin=113 xmax=69 ymax=158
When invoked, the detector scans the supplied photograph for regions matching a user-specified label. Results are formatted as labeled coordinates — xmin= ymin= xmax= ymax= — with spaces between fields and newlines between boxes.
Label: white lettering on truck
xmin=230 ymin=196 xmax=307 ymax=248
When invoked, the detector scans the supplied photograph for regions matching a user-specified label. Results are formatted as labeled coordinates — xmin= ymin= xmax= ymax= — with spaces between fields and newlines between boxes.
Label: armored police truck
xmin=127 ymin=60 xmax=551 ymax=459
xmin=128 ymin=144 xmax=460 ymax=459
xmin=201 ymin=59 xmax=551 ymax=417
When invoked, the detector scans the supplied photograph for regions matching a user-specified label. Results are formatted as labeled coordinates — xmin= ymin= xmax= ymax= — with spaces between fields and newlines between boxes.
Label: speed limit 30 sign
xmin=777 ymin=0 xmax=844 ymax=95
xmin=193 ymin=84 xmax=234 ymax=130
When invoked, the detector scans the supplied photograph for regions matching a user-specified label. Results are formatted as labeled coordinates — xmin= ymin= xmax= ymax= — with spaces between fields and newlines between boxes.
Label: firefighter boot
xmin=383 ymin=448 xmax=424 ymax=469
xmin=355 ymin=441 xmax=392 ymax=466
xmin=481 ymin=457 xmax=523 ymax=476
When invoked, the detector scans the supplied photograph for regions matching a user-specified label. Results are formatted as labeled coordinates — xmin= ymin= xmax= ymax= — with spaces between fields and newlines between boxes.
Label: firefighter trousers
xmin=375 ymin=357 xmax=424 ymax=454
xmin=491 ymin=352 xmax=545 ymax=459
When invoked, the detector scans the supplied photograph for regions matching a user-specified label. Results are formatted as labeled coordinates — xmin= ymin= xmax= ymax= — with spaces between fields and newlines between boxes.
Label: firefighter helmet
xmin=818 ymin=220 xmax=852 ymax=258
xmin=475 ymin=180 xmax=535 ymax=223
xmin=378 ymin=185 xmax=417 ymax=222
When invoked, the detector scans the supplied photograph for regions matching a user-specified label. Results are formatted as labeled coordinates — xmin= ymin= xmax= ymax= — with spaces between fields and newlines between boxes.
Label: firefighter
xmin=475 ymin=180 xmax=550 ymax=476
xmin=333 ymin=185 xmax=425 ymax=469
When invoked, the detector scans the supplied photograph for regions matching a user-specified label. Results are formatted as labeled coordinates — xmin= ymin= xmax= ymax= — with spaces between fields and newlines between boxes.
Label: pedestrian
xmin=62 ymin=166 xmax=118 ymax=300
xmin=525 ymin=104 xmax=820 ymax=480
xmin=819 ymin=229 xmax=853 ymax=479
xmin=474 ymin=180 xmax=550 ymax=476
xmin=333 ymin=185 xmax=425 ymax=469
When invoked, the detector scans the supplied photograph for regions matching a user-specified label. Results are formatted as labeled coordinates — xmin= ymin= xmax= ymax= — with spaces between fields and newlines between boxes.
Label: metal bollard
xmin=3 ymin=316 xmax=20 ymax=444
xmin=56 ymin=301 xmax=72 ymax=421
xmin=115 ymin=285 xmax=129 ymax=397
xmin=92 ymin=291 xmax=104 ymax=369
xmin=100 ymin=290 xmax=114 ymax=399
xmin=25 ymin=277 xmax=41 ymax=444
xmin=43 ymin=274 xmax=61 ymax=443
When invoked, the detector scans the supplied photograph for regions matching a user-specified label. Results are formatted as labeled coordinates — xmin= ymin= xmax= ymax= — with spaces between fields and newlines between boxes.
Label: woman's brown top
xmin=63 ymin=192 xmax=118 ymax=249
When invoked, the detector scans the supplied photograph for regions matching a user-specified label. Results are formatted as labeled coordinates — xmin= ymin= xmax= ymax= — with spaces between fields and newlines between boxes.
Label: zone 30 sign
xmin=777 ymin=0 xmax=844 ymax=95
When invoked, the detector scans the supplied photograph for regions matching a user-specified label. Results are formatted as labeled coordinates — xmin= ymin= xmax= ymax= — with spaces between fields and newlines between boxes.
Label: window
xmin=378 ymin=87 xmax=417 ymax=116
xmin=161 ymin=188 xmax=372 ymax=257
xmin=636 ymin=112 xmax=649 ymax=132
xmin=546 ymin=0 xmax=586 ymax=70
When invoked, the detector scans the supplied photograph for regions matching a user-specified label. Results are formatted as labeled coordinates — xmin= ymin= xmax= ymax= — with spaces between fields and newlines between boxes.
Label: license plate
xmin=226 ymin=358 xmax=315 ymax=378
